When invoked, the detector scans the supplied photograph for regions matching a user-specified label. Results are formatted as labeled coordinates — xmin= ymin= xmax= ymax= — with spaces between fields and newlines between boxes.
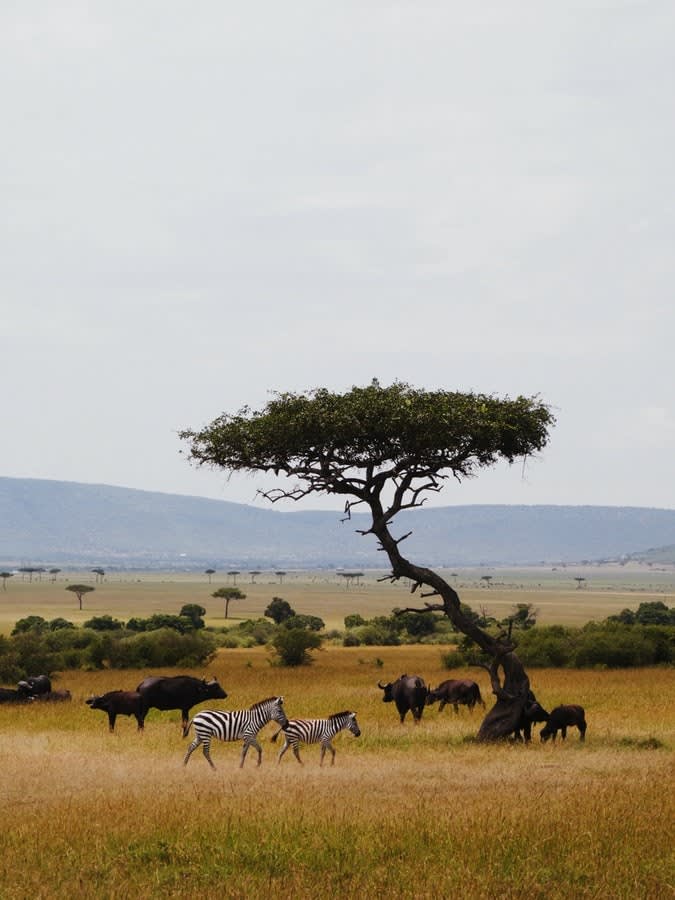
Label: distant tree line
xmin=443 ymin=601 xmax=675 ymax=669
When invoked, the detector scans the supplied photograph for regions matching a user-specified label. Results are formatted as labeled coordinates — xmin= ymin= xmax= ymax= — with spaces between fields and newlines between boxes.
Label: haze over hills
xmin=2 ymin=477 xmax=675 ymax=570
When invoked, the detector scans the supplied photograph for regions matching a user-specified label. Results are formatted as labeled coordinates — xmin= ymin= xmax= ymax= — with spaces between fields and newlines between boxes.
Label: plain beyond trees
xmin=182 ymin=380 xmax=555 ymax=740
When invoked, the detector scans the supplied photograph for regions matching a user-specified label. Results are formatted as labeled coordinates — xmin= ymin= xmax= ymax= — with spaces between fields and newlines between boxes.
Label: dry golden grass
xmin=1 ymin=646 xmax=673 ymax=898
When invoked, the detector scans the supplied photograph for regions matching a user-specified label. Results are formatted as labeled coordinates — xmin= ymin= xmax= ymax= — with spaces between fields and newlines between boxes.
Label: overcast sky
xmin=2 ymin=2 xmax=674 ymax=512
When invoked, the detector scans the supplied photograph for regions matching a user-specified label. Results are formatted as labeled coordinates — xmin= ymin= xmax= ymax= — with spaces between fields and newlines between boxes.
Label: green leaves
xmin=182 ymin=381 xmax=555 ymax=508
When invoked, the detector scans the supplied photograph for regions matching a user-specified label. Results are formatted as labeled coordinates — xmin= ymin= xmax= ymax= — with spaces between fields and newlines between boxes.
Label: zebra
xmin=183 ymin=696 xmax=289 ymax=769
xmin=271 ymin=710 xmax=361 ymax=766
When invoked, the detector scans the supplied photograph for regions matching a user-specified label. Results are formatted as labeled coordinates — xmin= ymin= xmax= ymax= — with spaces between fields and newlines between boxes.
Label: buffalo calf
xmin=513 ymin=700 xmax=550 ymax=742
xmin=540 ymin=704 xmax=587 ymax=742
xmin=86 ymin=690 xmax=144 ymax=733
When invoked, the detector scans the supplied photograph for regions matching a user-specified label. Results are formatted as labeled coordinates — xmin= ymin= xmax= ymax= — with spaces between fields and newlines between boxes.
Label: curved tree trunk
xmin=371 ymin=507 xmax=535 ymax=741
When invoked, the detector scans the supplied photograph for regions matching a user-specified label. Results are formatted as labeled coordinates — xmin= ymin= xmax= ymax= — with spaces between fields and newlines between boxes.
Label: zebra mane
xmin=328 ymin=710 xmax=353 ymax=720
xmin=249 ymin=696 xmax=281 ymax=711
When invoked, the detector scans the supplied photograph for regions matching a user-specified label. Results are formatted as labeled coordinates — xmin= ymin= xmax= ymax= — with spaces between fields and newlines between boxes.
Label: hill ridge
xmin=2 ymin=476 xmax=675 ymax=569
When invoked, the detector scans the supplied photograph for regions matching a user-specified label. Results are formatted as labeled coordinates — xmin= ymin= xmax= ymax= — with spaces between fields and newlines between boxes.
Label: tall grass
xmin=1 ymin=646 xmax=673 ymax=898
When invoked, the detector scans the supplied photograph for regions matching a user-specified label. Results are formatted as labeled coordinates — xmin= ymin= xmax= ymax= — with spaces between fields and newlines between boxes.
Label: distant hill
xmin=625 ymin=544 xmax=675 ymax=565
xmin=2 ymin=477 xmax=675 ymax=569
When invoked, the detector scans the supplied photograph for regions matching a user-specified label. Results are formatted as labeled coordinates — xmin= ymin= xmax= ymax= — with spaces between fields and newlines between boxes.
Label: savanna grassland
xmin=1 ymin=570 xmax=674 ymax=898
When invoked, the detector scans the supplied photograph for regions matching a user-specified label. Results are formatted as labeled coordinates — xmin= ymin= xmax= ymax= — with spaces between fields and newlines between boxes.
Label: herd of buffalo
xmin=1 ymin=670 xmax=587 ymax=745
xmin=377 ymin=674 xmax=587 ymax=742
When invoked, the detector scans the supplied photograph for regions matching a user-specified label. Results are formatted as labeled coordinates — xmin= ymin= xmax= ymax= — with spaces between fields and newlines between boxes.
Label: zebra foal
xmin=183 ymin=696 xmax=288 ymax=769
xmin=271 ymin=710 xmax=361 ymax=766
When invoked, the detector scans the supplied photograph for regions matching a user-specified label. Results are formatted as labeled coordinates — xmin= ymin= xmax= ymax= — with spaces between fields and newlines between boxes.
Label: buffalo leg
xmin=108 ymin=712 xmax=116 ymax=733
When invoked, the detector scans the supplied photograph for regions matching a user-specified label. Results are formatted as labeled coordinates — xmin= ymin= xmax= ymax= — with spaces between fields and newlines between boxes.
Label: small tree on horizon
xmin=66 ymin=583 xmax=95 ymax=610
xmin=211 ymin=587 xmax=246 ymax=619
xmin=1 ymin=572 xmax=13 ymax=591
xmin=205 ymin=569 xmax=216 ymax=584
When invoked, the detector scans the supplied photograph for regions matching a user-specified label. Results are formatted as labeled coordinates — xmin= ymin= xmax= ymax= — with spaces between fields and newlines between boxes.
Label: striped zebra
xmin=183 ymin=696 xmax=288 ymax=769
xmin=271 ymin=710 xmax=361 ymax=766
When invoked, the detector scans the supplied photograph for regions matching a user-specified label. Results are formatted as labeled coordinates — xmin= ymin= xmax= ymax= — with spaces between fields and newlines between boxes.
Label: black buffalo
xmin=34 ymin=690 xmax=72 ymax=702
xmin=0 ymin=688 xmax=34 ymax=703
xmin=513 ymin=699 xmax=550 ymax=742
xmin=137 ymin=675 xmax=227 ymax=729
xmin=86 ymin=690 xmax=144 ymax=732
xmin=17 ymin=675 xmax=52 ymax=697
xmin=540 ymin=704 xmax=587 ymax=742
xmin=426 ymin=679 xmax=485 ymax=714
xmin=377 ymin=674 xmax=428 ymax=724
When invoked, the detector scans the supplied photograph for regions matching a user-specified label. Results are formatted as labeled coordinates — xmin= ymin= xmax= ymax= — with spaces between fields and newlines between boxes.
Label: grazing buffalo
xmin=17 ymin=675 xmax=52 ymax=697
xmin=34 ymin=690 xmax=72 ymax=702
xmin=86 ymin=690 xmax=144 ymax=732
xmin=377 ymin=674 xmax=428 ymax=724
xmin=426 ymin=679 xmax=485 ymax=714
xmin=540 ymin=705 xmax=587 ymax=743
xmin=136 ymin=675 xmax=227 ymax=730
xmin=513 ymin=699 xmax=550 ymax=742
xmin=0 ymin=688 xmax=34 ymax=703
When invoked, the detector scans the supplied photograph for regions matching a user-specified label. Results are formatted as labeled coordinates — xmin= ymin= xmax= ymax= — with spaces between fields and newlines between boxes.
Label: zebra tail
xmin=182 ymin=719 xmax=193 ymax=739
xmin=270 ymin=727 xmax=282 ymax=743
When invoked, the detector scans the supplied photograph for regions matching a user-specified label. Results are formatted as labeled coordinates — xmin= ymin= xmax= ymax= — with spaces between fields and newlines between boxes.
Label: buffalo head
xmin=377 ymin=680 xmax=394 ymax=702
xmin=203 ymin=678 xmax=227 ymax=701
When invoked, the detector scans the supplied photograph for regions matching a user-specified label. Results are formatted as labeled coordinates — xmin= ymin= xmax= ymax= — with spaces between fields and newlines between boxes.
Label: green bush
xmin=125 ymin=614 xmax=193 ymax=634
xmin=440 ymin=650 xmax=467 ymax=669
xmin=284 ymin=614 xmax=325 ymax=631
xmin=343 ymin=632 xmax=362 ymax=647
xmin=264 ymin=597 xmax=295 ymax=624
xmin=271 ymin=628 xmax=322 ymax=666
xmin=105 ymin=629 xmax=217 ymax=669
xmin=49 ymin=618 xmax=75 ymax=631
xmin=12 ymin=616 xmax=49 ymax=635
xmin=356 ymin=624 xmax=401 ymax=646
xmin=344 ymin=614 xmax=366 ymax=629
xmin=179 ymin=604 xmax=206 ymax=629
xmin=83 ymin=615 xmax=125 ymax=631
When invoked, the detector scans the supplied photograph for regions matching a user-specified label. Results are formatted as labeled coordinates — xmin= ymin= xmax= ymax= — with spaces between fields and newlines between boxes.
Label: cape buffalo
xmin=540 ymin=704 xmax=587 ymax=742
xmin=86 ymin=690 xmax=144 ymax=732
xmin=426 ymin=679 xmax=485 ymax=714
xmin=17 ymin=675 xmax=52 ymax=697
xmin=378 ymin=674 xmax=427 ymax=724
xmin=513 ymin=699 xmax=550 ymax=742
xmin=0 ymin=688 xmax=34 ymax=703
xmin=34 ymin=690 xmax=72 ymax=702
xmin=137 ymin=675 xmax=227 ymax=730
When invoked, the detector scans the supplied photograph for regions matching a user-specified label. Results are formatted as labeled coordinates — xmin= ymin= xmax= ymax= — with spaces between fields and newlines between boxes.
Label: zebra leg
xmin=291 ymin=740 xmax=303 ymax=765
xmin=241 ymin=738 xmax=263 ymax=768
xmin=277 ymin=739 xmax=291 ymax=764
xmin=183 ymin=737 xmax=201 ymax=766
xmin=202 ymin=738 xmax=216 ymax=769
xmin=320 ymin=741 xmax=336 ymax=766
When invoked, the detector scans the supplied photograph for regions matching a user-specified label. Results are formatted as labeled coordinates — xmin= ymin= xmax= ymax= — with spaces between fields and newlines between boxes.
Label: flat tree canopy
xmin=181 ymin=380 xmax=555 ymax=740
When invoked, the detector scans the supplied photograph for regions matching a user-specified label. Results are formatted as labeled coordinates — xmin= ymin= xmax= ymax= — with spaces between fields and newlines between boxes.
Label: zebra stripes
xmin=183 ymin=696 xmax=288 ymax=769
xmin=271 ymin=710 xmax=361 ymax=766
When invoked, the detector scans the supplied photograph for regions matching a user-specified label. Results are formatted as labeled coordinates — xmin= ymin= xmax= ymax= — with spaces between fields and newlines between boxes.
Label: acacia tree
xmin=66 ymin=583 xmax=95 ymax=610
xmin=181 ymin=381 xmax=554 ymax=740
xmin=212 ymin=586 xmax=246 ymax=618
